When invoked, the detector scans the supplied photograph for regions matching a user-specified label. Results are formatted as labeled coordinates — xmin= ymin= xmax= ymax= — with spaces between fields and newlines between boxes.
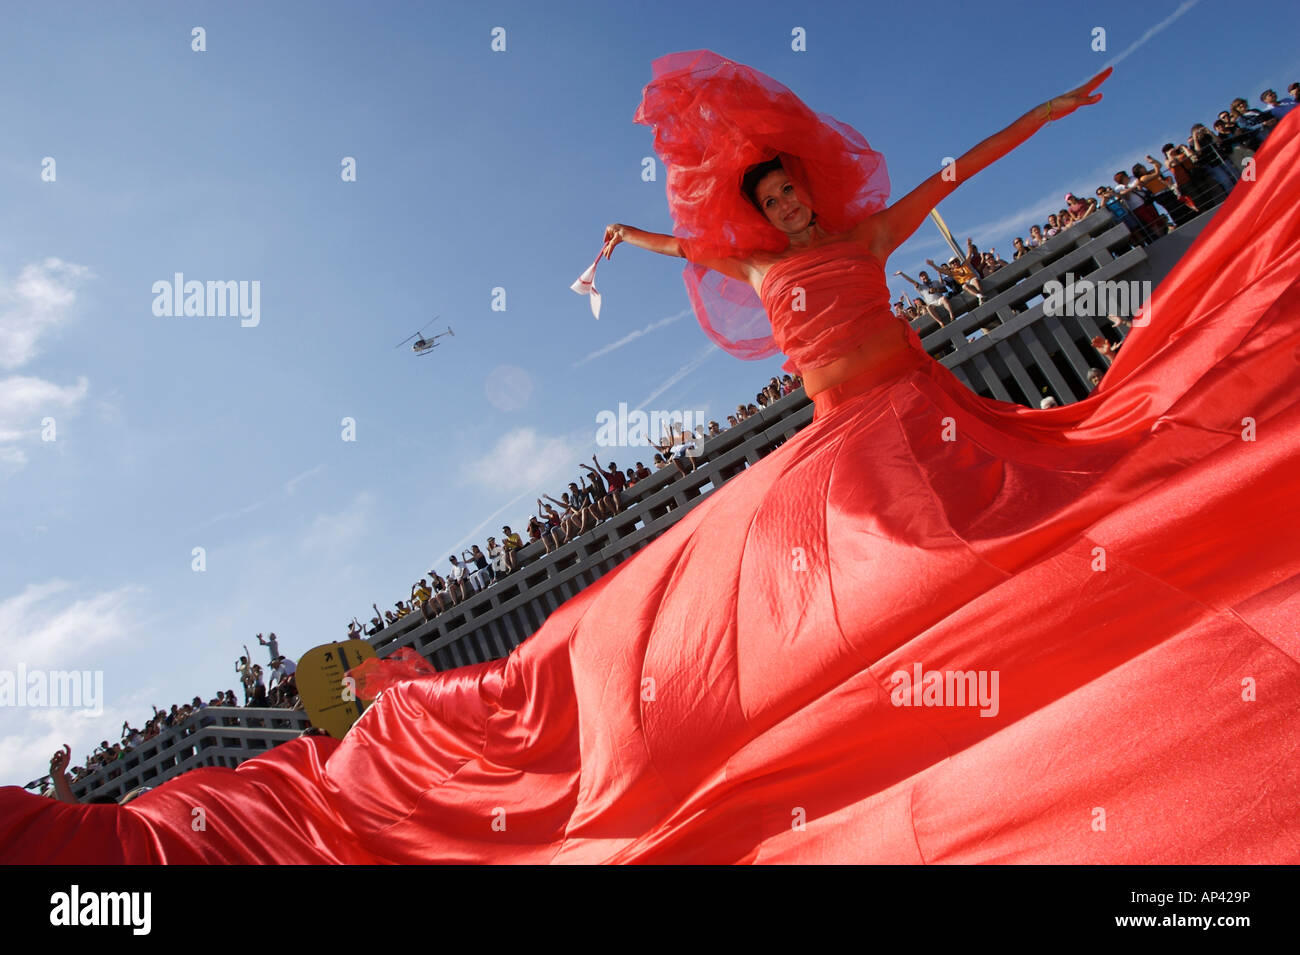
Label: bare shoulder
xmin=685 ymin=249 xmax=761 ymax=288
xmin=745 ymin=251 xmax=786 ymax=293
xmin=848 ymin=212 xmax=892 ymax=261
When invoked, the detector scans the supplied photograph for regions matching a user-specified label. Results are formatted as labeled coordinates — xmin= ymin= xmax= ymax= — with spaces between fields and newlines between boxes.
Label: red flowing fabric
xmin=5 ymin=89 xmax=1300 ymax=867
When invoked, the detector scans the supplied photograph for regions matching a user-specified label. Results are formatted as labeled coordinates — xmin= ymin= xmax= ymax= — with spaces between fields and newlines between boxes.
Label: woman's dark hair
xmin=741 ymin=157 xmax=786 ymax=211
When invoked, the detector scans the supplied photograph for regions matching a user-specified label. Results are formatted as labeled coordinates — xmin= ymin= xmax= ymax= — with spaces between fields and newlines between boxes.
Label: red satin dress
xmin=5 ymin=70 xmax=1300 ymax=866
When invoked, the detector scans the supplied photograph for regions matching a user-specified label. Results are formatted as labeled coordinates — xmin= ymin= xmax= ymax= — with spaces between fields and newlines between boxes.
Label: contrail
xmin=1085 ymin=0 xmax=1200 ymax=82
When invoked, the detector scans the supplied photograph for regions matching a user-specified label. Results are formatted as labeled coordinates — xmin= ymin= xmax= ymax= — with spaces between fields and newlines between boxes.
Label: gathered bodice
xmin=758 ymin=239 xmax=915 ymax=372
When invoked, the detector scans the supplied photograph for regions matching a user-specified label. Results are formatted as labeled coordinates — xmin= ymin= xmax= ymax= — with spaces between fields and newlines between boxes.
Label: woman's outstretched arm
xmin=602 ymin=224 xmax=681 ymax=258
xmin=601 ymin=223 xmax=752 ymax=281
xmin=860 ymin=68 xmax=1112 ymax=261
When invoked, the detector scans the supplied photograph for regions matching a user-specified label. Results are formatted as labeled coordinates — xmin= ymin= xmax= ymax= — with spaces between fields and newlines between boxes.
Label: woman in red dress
xmin=3 ymin=51 xmax=1299 ymax=864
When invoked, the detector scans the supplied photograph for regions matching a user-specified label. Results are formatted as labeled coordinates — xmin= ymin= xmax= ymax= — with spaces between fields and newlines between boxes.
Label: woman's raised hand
xmin=601 ymin=223 xmax=627 ymax=260
xmin=1042 ymin=67 xmax=1112 ymax=123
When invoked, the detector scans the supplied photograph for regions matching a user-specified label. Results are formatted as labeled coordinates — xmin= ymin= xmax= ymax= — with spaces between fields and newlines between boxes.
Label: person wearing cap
xmin=447 ymin=555 xmax=470 ymax=602
xmin=1065 ymin=192 xmax=1096 ymax=220
xmin=269 ymin=655 xmax=297 ymax=705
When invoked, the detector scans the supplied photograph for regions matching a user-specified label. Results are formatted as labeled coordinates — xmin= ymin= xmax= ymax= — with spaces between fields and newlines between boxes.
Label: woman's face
xmin=753 ymin=170 xmax=815 ymax=233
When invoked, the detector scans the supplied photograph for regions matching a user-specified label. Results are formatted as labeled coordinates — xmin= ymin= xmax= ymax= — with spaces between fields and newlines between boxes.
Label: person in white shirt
xmin=1112 ymin=171 xmax=1167 ymax=242
xmin=236 ymin=647 xmax=256 ymax=704
xmin=448 ymin=555 xmax=470 ymax=602
xmin=270 ymin=655 xmax=295 ymax=686
xmin=1260 ymin=88 xmax=1295 ymax=120
xmin=486 ymin=537 xmax=509 ymax=578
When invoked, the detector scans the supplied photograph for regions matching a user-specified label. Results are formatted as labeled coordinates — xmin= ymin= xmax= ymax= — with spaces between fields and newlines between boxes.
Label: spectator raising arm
xmin=49 ymin=745 xmax=78 ymax=804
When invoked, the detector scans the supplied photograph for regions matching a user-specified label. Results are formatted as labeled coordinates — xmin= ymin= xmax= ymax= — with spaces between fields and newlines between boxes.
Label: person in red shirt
xmin=584 ymin=455 xmax=625 ymax=516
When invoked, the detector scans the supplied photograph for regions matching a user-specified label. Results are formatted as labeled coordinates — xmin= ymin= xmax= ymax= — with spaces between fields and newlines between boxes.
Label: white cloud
xmin=0 ymin=580 xmax=142 ymax=672
xmin=0 ymin=445 xmax=28 ymax=473
xmin=298 ymin=491 xmax=376 ymax=555
xmin=0 ymin=703 xmax=135 ymax=791
xmin=0 ymin=374 xmax=89 ymax=443
xmin=95 ymin=388 xmax=124 ymax=426
xmin=0 ymin=579 xmax=147 ymax=787
xmin=0 ymin=258 xmax=92 ymax=371
xmin=0 ymin=259 xmax=94 ymax=474
xmin=461 ymin=427 xmax=588 ymax=493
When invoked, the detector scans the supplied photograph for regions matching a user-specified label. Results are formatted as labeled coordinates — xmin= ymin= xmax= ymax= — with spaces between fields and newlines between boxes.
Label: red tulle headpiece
xmin=633 ymin=50 xmax=891 ymax=369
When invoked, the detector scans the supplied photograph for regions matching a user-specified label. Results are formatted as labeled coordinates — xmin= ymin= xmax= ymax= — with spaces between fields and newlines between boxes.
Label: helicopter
xmin=395 ymin=318 xmax=454 ymax=356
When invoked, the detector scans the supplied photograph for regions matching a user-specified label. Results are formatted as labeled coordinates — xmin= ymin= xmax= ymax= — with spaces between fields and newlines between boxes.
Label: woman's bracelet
xmin=1044 ymin=98 xmax=1054 ymax=123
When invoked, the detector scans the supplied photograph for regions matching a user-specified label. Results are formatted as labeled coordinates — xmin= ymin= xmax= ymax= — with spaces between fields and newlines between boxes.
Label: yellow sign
xmin=295 ymin=639 xmax=377 ymax=740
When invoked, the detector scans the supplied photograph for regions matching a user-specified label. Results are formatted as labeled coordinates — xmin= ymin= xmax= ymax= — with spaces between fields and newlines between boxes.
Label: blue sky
xmin=2 ymin=0 xmax=1298 ymax=785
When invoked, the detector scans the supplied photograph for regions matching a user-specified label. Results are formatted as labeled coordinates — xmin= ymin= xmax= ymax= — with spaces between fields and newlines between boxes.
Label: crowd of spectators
xmin=234 ymin=633 xmax=299 ymax=709
xmin=891 ymin=87 xmax=1296 ymax=329
xmin=358 ymin=372 xmax=804 ymax=638
xmin=34 ymin=632 xmax=301 ymax=797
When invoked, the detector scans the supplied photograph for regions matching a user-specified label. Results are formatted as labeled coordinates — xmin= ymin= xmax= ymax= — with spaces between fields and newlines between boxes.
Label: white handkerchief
xmin=571 ymin=253 xmax=603 ymax=319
